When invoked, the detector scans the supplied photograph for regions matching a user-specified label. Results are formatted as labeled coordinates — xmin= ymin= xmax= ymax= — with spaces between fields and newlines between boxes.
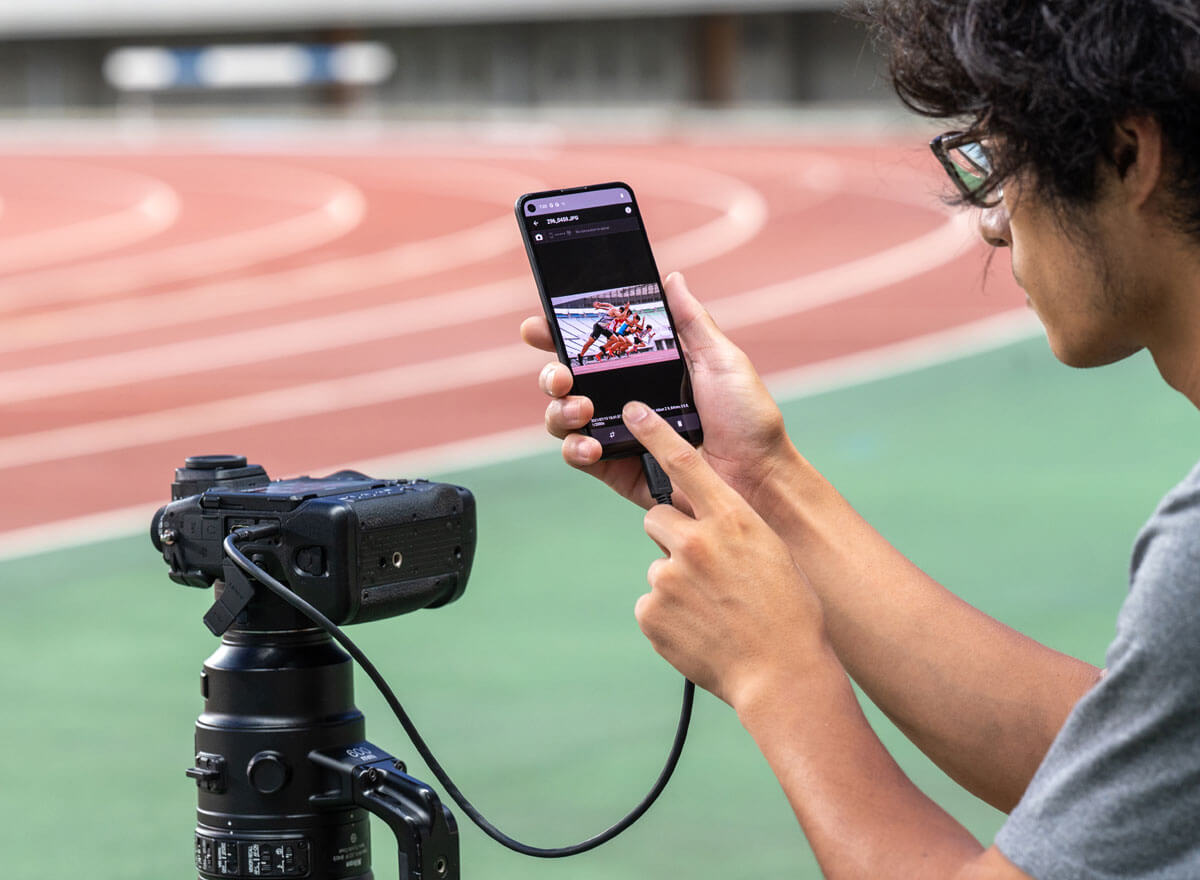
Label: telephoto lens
xmin=189 ymin=630 xmax=375 ymax=879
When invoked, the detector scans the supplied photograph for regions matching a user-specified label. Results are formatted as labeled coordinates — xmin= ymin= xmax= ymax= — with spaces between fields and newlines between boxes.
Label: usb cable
xmin=641 ymin=453 xmax=674 ymax=506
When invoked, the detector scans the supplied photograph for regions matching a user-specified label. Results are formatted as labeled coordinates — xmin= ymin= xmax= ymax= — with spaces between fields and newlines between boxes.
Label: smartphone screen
xmin=516 ymin=182 xmax=703 ymax=459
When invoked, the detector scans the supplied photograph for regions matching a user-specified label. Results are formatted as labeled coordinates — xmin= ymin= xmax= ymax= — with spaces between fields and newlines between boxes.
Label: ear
xmin=1110 ymin=116 xmax=1164 ymax=210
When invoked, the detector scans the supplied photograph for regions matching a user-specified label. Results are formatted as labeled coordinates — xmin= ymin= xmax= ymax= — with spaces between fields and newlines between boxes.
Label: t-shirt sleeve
xmin=988 ymin=463 xmax=1200 ymax=873
xmin=995 ymin=466 xmax=1200 ymax=879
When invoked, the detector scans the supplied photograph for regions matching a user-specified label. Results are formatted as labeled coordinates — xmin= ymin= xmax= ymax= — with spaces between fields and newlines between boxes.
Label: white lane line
xmin=706 ymin=149 xmax=978 ymax=330
xmin=0 ymin=503 xmax=162 ymax=564
xmin=0 ymin=214 xmax=519 ymax=354
xmin=0 ymin=156 xmax=761 ymax=355
xmin=0 ymin=164 xmax=180 ymax=274
xmin=0 ymin=309 xmax=1042 ymax=564
xmin=0 ymin=278 xmax=526 ymax=405
xmin=765 ymin=308 xmax=1041 ymax=399
xmin=339 ymin=312 xmax=1043 ymax=482
xmin=0 ymin=153 xmax=550 ymax=314
xmin=0 ymin=152 xmax=961 ymax=449
xmin=711 ymin=212 xmax=974 ymax=331
xmin=613 ymin=155 xmax=769 ymax=270
xmin=0 ymin=202 xmax=976 ymax=466
xmin=0 ymin=342 xmax=542 ymax=471
xmin=0 ymin=158 xmax=552 ymax=354
xmin=0 ymin=159 xmax=951 ymax=410
xmin=0 ymin=155 xmax=767 ymax=386
xmin=0 ymin=162 xmax=366 ymax=312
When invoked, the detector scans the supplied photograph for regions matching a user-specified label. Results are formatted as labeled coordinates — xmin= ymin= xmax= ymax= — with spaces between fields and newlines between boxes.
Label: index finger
xmin=622 ymin=401 xmax=732 ymax=518
xmin=520 ymin=315 xmax=555 ymax=353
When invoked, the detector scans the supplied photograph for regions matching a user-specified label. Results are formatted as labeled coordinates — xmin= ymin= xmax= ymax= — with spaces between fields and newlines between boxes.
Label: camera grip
xmin=356 ymin=575 xmax=461 ymax=623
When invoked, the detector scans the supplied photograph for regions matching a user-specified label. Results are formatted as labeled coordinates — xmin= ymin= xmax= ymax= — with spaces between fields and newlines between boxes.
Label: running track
xmin=0 ymin=132 xmax=1031 ymax=551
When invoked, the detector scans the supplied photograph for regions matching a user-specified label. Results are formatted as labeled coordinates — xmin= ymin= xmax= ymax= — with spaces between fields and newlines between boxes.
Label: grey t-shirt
xmin=995 ymin=462 xmax=1200 ymax=878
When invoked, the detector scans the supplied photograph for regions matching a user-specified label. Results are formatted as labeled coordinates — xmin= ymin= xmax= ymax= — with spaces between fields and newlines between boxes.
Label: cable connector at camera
xmin=641 ymin=453 xmax=673 ymax=506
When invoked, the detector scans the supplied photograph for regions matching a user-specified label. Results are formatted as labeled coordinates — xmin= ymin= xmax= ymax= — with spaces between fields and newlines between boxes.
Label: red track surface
xmin=0 ymin=136 xmax=1024 ymax=537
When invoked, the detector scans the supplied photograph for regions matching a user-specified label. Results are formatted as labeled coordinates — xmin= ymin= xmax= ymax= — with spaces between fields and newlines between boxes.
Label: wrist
xmin=743 ymin=441 xmax=829 ymax=530
xmin=729 ymin=630 xmax=845 ymax=723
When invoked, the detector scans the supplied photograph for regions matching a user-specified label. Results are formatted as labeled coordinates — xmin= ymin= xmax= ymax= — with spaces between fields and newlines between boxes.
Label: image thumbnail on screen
xmin=551 ymin=284 xmax=680 ymax=375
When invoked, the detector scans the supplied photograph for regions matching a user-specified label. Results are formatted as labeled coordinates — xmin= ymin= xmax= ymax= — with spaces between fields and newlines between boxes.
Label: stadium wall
xmin=0 ymin=11 xmax=891 ymax=113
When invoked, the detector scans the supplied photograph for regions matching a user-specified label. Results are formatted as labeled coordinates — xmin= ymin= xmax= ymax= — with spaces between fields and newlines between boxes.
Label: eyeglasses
xmin=930 ymin=131 xmax=998 ymax=203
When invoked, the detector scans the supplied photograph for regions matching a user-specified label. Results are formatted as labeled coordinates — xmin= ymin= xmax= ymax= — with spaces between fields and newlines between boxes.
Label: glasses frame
xmin=930 ymin=131 xmax=999 ymax=204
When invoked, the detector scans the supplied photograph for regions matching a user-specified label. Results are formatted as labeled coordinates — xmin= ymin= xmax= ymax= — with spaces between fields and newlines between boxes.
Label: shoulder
xmin=1126 ymin=461 xmax=1200 ymax=646
xmin=994 ymin=462 xmax=1200 ymax=877
xmin=1131 ymin=461 xmax=1200 ymax=565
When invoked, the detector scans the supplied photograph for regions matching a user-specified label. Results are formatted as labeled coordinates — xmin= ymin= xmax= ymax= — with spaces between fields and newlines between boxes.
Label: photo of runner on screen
xmin=550 ymin=284 xmax=680 ymax=375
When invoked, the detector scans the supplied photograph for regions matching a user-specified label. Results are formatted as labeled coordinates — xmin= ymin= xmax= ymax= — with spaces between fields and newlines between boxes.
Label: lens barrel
xmin=189 ymin=631 xmax=373 ymax=879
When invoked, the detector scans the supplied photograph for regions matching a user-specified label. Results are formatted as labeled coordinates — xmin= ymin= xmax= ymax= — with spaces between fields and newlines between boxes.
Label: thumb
xmin=663 ymin=271 xmax=733 ymax=363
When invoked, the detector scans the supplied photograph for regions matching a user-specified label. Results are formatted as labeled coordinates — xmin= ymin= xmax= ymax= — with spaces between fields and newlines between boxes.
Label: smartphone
xmin=516 ymin=182 xmax=703 ymax=459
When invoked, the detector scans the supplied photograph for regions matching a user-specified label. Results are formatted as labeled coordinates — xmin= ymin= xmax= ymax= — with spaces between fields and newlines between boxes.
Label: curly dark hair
xmin=856 ymin=0 xmax=1200 ymax=236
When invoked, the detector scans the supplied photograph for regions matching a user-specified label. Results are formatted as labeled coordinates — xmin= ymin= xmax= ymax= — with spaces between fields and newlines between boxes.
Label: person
xmin=600 ymin=312 xmax=644 ymax=359
xmin=576 ymin=301 xmax=630 ymax=364
xmin=521 ymin=1 xmax=1200 ymax=876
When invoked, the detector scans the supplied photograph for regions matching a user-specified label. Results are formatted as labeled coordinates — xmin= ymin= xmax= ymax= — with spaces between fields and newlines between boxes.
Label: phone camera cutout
xmin=527 ymin=203 xmax=537 ymax=213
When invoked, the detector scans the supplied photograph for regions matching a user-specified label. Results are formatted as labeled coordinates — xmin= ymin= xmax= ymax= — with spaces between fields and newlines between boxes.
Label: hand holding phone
xmin=516 ymin=183 xmax=703 ymax=459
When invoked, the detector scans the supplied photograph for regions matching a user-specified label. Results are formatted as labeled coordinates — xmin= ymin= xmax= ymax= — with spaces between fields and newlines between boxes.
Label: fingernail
xmin=568 ymin=434 xmax=593 ymax=462
xmin=540 ymin=363 xmax=556 ymax=389
xmin=623 ymin=401 xmax=649 ymax=423
xmin=565 ymin=399 xmax=583 ymax=422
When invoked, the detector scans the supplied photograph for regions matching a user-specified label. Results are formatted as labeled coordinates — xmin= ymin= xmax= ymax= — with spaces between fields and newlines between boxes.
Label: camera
xmin=153 ymin=455 xmax=685 ymax=878
xmin=152 ymin=454 xmax=475 ymax=634
xmin=527 ymin=203 xmax=537 ymax=212
xmin=152 ymin=455 xmax=472 ymax=879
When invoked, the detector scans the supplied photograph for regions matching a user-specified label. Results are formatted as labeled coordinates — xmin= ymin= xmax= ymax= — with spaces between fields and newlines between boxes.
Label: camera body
xmin=153 ymin=456 xmax=467 ymax=879
xmin=153 ymin=455 xmax=475 ymax=630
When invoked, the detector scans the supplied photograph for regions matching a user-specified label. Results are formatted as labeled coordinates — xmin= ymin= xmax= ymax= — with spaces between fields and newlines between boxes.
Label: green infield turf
xmin=2 ymin=336 xmax=1196 ymax=878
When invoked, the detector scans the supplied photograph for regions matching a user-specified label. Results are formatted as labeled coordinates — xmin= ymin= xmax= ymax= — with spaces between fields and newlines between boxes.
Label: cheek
xmin=1006 ymin=225 xmax=1042 ymax=298
xmin=1015 ymin=246 xmax=1138 ymax=365
xmin=1010 ymin=223 xmax=1082 ymax=305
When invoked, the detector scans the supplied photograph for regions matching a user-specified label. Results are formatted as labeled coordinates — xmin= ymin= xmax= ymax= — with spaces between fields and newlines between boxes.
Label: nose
xmin=978 ymin=202 xmax=1012 ymax=248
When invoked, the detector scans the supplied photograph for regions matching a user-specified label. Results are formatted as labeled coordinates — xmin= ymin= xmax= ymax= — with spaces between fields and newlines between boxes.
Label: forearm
xmin=735 ymin=646 xmax=990 ymax=879
xmin=750 ymin=445 xmax=1100 ymax=811
xmin=621 ymin=385 xmax=1035 ymax=880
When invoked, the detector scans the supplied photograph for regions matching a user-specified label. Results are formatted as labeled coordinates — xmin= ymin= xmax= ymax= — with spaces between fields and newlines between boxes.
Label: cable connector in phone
xmin=641 ymin=453 xmax=673 ymax=506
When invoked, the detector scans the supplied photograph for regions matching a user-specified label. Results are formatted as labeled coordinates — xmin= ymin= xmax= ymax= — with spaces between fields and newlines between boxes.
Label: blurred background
xmin=3 ymin=2 xmax=1198 ymax=879
xmin=0 ymin=0 xmax=885 ymax=116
